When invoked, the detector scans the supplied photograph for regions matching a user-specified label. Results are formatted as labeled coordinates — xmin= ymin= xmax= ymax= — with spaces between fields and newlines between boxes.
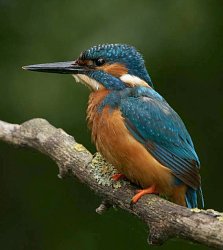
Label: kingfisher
xmin=23 ymin=43 xmax=204 ymax=208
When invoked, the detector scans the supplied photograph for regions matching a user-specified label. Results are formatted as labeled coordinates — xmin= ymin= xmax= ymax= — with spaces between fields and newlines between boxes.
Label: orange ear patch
xmin=76 ymin=59 xmax=93 ymax=66
xmin=100 ymin=63 xmax=128 ymax=77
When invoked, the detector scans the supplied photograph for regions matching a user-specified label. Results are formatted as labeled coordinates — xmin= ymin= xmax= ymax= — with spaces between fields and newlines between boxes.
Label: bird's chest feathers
xmin=87 ymin=90 xmax=173 ymax=191
xmin=87 ymin=90 xmax=131 ymax=167
xmin=87 ymin=90 xmax=121 ymax=148
xmin=87 ymin=89 xmax=154 ymax=170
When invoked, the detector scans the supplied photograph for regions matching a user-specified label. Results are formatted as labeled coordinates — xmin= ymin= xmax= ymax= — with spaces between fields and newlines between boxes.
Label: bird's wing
xmin=120 ymin=87 xmax=201 ymax=189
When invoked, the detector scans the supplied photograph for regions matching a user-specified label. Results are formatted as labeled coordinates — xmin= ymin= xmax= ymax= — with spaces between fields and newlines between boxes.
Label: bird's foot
xmin=131 ymin=185 xmax=158 ymax=203
xmin=112 ymin=173 xmax=125 ymax=181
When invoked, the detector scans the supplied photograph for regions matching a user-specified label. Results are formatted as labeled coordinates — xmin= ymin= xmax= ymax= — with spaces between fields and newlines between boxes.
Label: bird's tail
xmin=185 ymin=187 xmax=204 ymax=208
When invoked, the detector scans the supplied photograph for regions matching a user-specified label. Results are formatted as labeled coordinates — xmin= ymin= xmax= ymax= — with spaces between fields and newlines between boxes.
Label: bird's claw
xmin=131 ymin=185 xmax=158 ymax=203
xmin=112 ymin=173 xmax=125 ymax=181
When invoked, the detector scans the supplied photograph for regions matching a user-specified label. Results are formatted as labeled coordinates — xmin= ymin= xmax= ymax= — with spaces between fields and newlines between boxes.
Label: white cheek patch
xmin=72 ymin=74 xmax=102 ymax=91
xmin=120 ymin=74 xmax=150 ymax=87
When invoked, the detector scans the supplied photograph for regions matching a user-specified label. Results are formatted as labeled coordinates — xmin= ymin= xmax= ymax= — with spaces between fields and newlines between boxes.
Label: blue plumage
xmin=99 ymin=86 xmax=204 ymax=207
xmin=23 ymin=43 xmax=204 ymax=208
xmin=82 ymin=44 xmax=153 ymax=87
xmin=88 ymin=71 xmax=126 ymax=90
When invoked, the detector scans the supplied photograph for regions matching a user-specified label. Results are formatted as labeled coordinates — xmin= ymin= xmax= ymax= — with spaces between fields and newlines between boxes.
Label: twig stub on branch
xmin=0 ymin=118 xmax=223 ymax=249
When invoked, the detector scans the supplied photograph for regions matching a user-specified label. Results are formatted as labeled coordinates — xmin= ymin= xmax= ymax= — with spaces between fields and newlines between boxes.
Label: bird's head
xmin=23 ymin=44 xmax=153 ymax=90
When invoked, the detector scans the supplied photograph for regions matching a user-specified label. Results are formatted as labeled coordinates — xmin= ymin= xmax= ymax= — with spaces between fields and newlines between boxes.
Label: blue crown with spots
xmin=81 ymin=44 xmax=153 ymax=87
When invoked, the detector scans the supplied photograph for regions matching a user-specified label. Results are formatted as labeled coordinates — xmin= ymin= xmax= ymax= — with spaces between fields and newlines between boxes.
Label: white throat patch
xmin=73 ymin=73 xmax=150 ymax=91
xmin=73 ymin=74 xmax=102 ymax=91
xmin=120 ymin=74 xmax=149 ymax=87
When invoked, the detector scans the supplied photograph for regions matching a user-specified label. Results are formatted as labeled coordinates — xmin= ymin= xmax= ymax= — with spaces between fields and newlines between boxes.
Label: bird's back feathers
xmin=91 ymin=86 xmax=204 ymax=207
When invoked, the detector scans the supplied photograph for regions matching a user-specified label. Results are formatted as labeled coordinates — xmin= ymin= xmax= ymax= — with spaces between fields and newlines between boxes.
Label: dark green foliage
xmin=0 ymin=1 xmax=222 ymax=249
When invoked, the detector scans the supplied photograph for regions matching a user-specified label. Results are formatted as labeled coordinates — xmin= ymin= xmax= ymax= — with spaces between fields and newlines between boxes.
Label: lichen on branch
xmin=0 ymin=118 xmax=223 ymax=249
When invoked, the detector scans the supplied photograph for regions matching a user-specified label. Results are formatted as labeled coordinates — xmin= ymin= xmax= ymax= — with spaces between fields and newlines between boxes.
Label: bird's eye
xmin=95 ymin=58 xmax=105 ymax=66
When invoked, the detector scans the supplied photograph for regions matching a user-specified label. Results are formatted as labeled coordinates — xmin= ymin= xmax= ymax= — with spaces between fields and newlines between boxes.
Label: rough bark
xmin=0 ymin=118 xmax=223 ymax=249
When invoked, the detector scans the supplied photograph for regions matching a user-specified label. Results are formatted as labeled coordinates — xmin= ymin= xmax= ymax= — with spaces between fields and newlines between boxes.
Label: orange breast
xmin=87 ymin=90 xmax=179 ymax=198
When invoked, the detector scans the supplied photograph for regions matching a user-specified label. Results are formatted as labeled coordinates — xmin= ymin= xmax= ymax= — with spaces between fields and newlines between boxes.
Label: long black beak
xmin=22 ymin=61 xmax=87 ymax=74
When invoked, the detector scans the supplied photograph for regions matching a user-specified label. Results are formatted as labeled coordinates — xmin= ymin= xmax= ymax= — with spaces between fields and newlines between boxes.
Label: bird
xmin=23 ymin=43 xmax=204 ymax=208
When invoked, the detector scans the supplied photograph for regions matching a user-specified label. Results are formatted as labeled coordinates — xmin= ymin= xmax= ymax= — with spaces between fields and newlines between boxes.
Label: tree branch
xmin=0 ymin=118 xmax=223 ymax=249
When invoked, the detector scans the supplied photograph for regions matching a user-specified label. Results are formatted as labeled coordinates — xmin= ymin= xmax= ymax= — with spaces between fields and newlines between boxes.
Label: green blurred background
xmin=0 ymin=0 xmax=222 ymax=249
